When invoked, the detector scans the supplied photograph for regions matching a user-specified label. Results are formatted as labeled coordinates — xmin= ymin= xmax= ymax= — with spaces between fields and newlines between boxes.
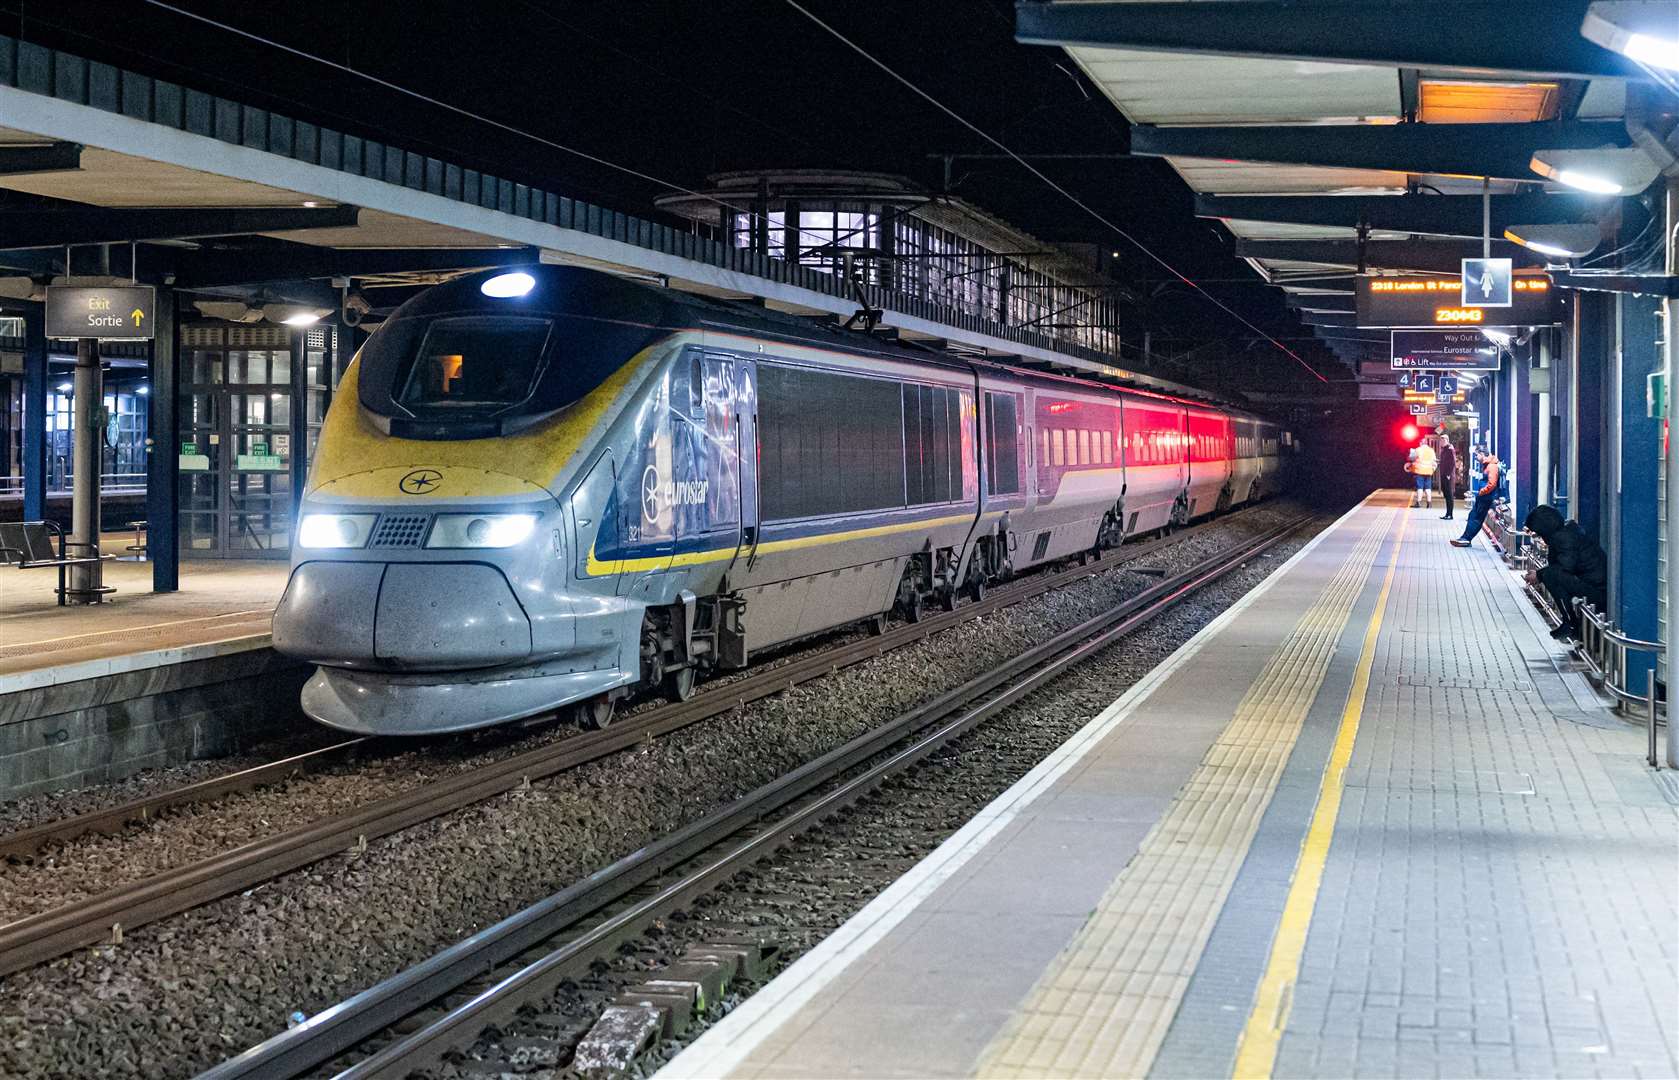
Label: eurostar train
xmin=273 ymin=265 xmax=1291 ymax=734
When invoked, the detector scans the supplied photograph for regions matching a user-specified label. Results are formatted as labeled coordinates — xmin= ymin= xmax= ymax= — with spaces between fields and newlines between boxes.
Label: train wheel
xmin=663 ymin=665 xmax=696 ymax=703
xmin=867 ymin=611 xmax=889 ymax=636
xmin=574 ymin=695 xmax=615 ymax=730
xmin=939 ymin=587 xmax=958 ymax=613
xmin=968 ymin=576 xmax=986 ymax=602
xmin=904 ymin=591 xmax=925 ymax=623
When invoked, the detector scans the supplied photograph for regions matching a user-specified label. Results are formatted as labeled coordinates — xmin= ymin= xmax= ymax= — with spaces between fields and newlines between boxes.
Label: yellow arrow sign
xmin=130 ymin=308 xmax=145 ymax=325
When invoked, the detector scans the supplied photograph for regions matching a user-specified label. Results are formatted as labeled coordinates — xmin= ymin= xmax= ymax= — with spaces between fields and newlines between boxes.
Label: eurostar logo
xmin=399 ymin=468 xmax=443 ymax=495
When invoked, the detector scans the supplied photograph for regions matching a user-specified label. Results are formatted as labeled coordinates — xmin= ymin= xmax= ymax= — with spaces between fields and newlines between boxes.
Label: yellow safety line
xmin=1231 ymin=510 xmax=1409 ymax=1080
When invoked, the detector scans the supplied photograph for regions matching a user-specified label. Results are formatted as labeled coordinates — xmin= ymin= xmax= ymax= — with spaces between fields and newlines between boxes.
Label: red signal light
xmin=1400 ymin=422 xmax=1419 ymax=443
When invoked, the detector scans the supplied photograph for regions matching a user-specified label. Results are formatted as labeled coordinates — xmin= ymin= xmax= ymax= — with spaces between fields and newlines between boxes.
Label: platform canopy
xmin=0 ymin=35 xmax=1213 ymax=399
xmin=1016 ymin=0 xmax=1664 ymax=370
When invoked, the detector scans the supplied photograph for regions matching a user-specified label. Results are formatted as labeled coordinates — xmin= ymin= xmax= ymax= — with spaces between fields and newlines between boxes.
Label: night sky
xmin=0 ymin=0 xmax=1344 ymax=391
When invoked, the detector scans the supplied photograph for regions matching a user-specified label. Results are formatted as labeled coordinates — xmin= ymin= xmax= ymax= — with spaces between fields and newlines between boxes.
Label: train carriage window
xmin=1041 ymin=428 xmax=1050 ymax=470
xmin=758 ymin=363 xmax=903 ymax=520
xmin=1101 ymin=430 xmax=1112 ymax=464
xmin=1051 ymin=429 xmax=1065 ymax=467
xmin=1077 ymin=429 xmax=1090 ymax=466
xmin=984 ymin=392 xmax=1020 ymax=496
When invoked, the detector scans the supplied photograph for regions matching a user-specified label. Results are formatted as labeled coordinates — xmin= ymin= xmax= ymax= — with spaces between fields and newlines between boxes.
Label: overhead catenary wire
xmin=135 ymin=0 xmax=766 ymax=227
xmin=779 ymin=0 xmax=1329 ymax=383
xmin=130 ymin=0 xmax=1226 ymax=370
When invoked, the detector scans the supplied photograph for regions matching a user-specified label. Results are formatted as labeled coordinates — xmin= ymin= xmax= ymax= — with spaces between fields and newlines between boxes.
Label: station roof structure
xmin=1015 ymin=0 xmax=1679 ymax=379
xmin=0 ymin=35 xmax=1220 ymax=402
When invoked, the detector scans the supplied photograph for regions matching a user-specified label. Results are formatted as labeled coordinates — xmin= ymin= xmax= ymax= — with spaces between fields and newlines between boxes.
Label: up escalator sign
xmin=45 ymin=285 xmax=156 ymax=340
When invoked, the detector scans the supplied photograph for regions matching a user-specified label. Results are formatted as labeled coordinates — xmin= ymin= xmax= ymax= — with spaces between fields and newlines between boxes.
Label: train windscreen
xmin=395 ymin=316 xmax=554 ymax=415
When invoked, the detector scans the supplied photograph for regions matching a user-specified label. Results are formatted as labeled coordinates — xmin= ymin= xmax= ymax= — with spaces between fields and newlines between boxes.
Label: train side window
xmin=1078 ymin=429 xmax=1090 ymax=465
xmin=1051 ymin=429 xmax=1065 ymax=467
xmin=688 ymin=355 xmax=705 ymax=419
xmin=759 ymin=362 xmax=904 ymax=520
xmin=985 ymin=392 xmax=1021 ymax=496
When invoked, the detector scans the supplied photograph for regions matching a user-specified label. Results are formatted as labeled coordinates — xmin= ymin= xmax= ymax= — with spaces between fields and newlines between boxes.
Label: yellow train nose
xmin=309 ymin=464 xmax=551 ymax=501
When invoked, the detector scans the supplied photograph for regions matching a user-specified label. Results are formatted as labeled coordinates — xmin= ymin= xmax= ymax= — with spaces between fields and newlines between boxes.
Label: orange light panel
xmin=1418 ymin=80 xmax=1560 ymax=124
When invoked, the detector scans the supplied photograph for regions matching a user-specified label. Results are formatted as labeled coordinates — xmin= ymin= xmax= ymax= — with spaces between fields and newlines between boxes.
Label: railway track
xmin=0 ymin=739 xmax=372 ymax=860
xmin=199 ymin=514 xmax=1313 ymax=1080
xmin=0 ymin=507 xmax=1266 ymax=981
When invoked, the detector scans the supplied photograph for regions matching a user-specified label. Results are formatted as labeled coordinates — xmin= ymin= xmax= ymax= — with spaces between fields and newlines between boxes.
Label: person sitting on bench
xmin=1522 ymin=504 xmax=1608 ymax=642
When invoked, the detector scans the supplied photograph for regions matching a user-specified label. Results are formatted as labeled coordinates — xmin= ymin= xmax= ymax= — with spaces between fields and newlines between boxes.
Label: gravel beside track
xmin=446 ymin=516 xmax=1327 ymax=1080
xmin=0 ymin=502 xmax=1312 ymax=1079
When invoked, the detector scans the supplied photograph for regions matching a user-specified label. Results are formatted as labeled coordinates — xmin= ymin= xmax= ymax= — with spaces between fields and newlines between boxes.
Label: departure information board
xmin=1357 ymin=273 xmax=1556 ymax=328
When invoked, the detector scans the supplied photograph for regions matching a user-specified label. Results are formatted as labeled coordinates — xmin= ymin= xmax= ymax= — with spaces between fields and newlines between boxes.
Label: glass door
xmin=178 ymin=325 xmax=329 ymax=559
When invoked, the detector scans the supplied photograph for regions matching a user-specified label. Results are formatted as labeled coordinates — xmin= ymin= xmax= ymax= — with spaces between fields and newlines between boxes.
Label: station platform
xmin=667 ymin=491 xmax=1679 ymax=1080
xmin=0 ymin=557 xmax=299 ymax=800
xmin=0 ymin=553 xmax=287 ymax=686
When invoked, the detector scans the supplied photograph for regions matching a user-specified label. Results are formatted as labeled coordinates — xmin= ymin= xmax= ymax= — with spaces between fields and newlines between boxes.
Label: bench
xmin=0 ymin=521 xmax=117 ymax=605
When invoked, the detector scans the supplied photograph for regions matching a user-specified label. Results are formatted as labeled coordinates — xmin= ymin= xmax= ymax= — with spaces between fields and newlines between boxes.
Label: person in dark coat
xmin=1436 ymin=433 xmax=1458 ymax=520
xmin=1522 ymin=504 xmax=1609 ymax=640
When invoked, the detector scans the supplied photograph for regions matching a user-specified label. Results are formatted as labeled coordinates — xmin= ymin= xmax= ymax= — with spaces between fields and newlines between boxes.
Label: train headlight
xmin=426 ymin=513 xmax=539 ymax=548
xmin=298 ymin=513 xmax=375 ymax=549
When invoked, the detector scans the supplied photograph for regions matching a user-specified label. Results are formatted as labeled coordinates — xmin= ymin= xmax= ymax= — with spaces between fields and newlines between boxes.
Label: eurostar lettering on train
xmin=272 ymin=266 xmax=1295 ymax=735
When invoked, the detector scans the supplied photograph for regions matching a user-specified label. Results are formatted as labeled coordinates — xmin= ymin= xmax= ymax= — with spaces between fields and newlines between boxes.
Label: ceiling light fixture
xmin=1530 ymin=147 xmax=1661 ymax=195
xmin=1582 ymin=2 xmax=1679 ymax=72
xmin=260 ymin=303 xmax=332 ymax=326
xmin=1503 ymin=223 xmax=1602 ymax=259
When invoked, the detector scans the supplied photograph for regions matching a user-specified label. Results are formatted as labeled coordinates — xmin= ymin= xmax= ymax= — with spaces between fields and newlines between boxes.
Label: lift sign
xmin=45 ymin=286 xmax=156 ymax=340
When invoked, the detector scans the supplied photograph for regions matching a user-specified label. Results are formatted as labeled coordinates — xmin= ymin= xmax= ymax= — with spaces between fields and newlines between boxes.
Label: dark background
xmin=1 ymin=0 xmax=1349 ymax=396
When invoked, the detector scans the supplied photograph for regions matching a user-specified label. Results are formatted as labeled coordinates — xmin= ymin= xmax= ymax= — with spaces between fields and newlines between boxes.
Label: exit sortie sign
xmin=44 ymin=285 xmax=156 ymax=340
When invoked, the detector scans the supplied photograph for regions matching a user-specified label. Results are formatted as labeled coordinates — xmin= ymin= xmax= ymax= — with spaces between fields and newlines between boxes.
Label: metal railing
xmin=1575 ymin=599 xmax=1666 ymax=767
xmin=1488 ymin=500 xmax=1668 ymax=767
xmin=0 ymin=473 xmax=149 ymax=497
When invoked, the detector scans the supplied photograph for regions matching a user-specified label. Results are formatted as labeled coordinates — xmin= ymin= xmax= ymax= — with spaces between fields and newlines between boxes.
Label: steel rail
xmin=200 ymin=515 xmax=1312 ymax=1080
xmin=0 ymin=510 xmax=1257 ymax=980
xmin=0 ymin=739 xmax=372 ymax=860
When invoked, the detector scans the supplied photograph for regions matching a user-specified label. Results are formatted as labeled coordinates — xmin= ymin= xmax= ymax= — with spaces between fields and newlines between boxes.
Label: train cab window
xmin=396 ymin=317 xmax=553 ymax=414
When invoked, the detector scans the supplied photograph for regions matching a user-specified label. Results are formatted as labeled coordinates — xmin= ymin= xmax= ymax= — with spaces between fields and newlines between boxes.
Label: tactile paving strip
xmin=975 ymin=511 xmax=1395 ymax=1080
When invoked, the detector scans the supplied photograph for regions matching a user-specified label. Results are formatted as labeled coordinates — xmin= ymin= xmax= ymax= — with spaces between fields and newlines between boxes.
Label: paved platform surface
xmin=0 ymin=549 xmax=286 ymax=682
xmin=665 ymin=491 xmax=1678 ymax=1080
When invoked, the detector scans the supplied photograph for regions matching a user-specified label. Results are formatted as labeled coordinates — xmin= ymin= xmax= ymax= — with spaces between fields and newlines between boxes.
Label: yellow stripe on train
xmin=585 ymin=511 xmax=980 ymax=576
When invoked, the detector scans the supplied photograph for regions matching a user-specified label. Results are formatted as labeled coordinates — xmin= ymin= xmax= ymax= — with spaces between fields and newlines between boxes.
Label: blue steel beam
xmin=1130 ymin=122 xmax=1632 ymax=183
xmin=1015 ymin=1 xmax=1646 ymax=81
xmin=0 ymin=205 xmax=360 ymax=250
xmin=1198 ymin=193 xmax=1609 ymax=240
xmin=1616 ymin=294 xmax=1662 ymax=690
xmin=21 ymin=302 xmax=46 ymax=522
xmin=168 ymin=247 xmax=538 ymax=289
xmin=0 ymin=141 xmax=80 ymax=176
xmin=147 ymin=288 xmax=178 ymax=592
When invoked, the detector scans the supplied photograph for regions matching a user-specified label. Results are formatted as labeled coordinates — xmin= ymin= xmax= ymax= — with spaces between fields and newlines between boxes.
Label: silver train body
xmin=273 ymin=266 xmax=1292 ymax=734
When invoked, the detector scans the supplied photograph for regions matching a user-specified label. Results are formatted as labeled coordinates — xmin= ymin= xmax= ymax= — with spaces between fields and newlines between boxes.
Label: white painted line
xmin=6 ymin=608 xmax=273 ymax=649
xmin=660 ymin=493 xmax=1377 ymax=1080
